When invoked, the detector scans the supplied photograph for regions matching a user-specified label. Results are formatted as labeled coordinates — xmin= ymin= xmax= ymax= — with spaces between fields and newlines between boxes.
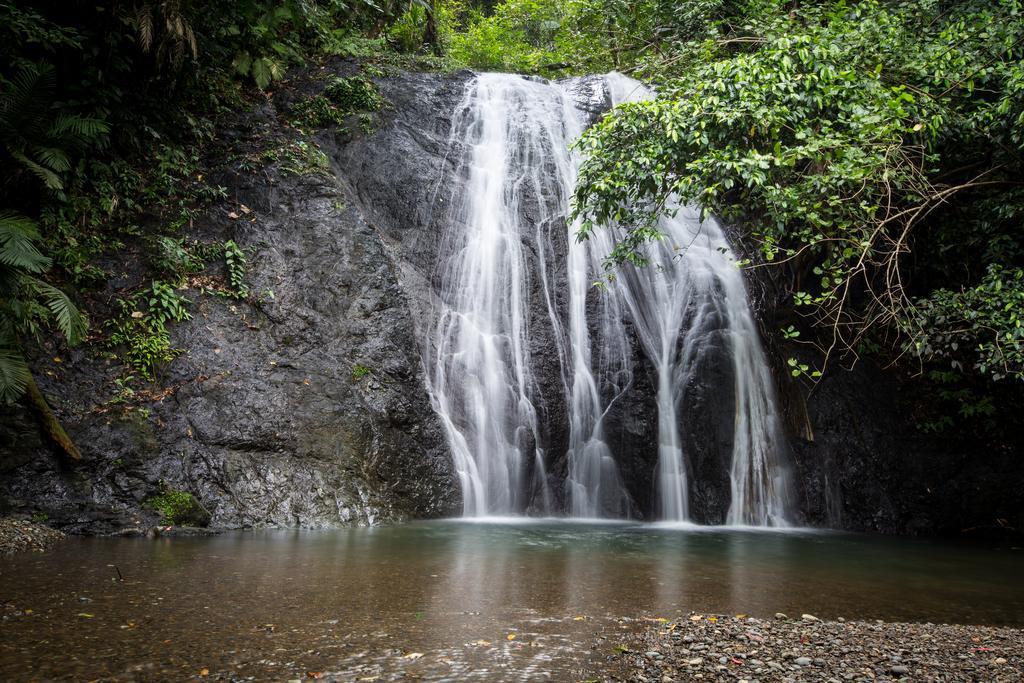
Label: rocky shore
xmin=0 ymin=518 xmax=65 ymax=554
xmin=599 ymin=613 xmax=1023 ymax=682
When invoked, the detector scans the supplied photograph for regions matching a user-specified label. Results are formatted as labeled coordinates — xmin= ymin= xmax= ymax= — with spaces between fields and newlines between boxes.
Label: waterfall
xmin=599 ymin=74 xmax=793 ymax=526
xmin=426 ymin=71 xmax=792 ymax=525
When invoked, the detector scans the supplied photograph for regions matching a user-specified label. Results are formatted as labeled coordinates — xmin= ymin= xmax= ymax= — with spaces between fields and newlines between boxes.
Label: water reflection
xmin=1 ymin=521 xmax=1022 ymax=680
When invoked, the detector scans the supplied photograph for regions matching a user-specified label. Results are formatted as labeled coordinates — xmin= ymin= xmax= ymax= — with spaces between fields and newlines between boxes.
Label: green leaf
xmin=0 ymin=213 xmax=50 ymax=273
xmin=0 ymin=347 xmax=31 ymax=404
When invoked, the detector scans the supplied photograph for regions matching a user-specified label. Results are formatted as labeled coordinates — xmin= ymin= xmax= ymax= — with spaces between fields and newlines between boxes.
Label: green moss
xmin=145 ymin=488 xmax=211 ymax=527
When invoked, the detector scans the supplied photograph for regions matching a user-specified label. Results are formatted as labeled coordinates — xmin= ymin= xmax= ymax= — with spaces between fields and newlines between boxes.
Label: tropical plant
xmin=0 ymin=63 xmax=109 ymax=192
xmin=0 ymin=212 xmax=86 ymax=403
xmin=107 ymin=281 xmax=191 ymax=381
xmin=571 ymin=0 xmax=1024 ymax=382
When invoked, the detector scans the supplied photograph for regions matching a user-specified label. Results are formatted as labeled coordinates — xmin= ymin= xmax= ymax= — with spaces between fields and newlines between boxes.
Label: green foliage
xmin=223 ymin=1 xmax=388 ymax=88
xmin=571 ymin=0 xmax=1024 ymax=385
xmin=152 ymin=237 xmax=206 ymax=278
xmin=448 ymin=0 xmax=567 ymax=72
xmin=292 ymin=77 xmax=384 ymax=130
xmin=267 ymin=139 xmax=331 ymax=176
xmin=910 ymin=266 xmax=1024 ymax=382
xmin=145 ymin=486 xmax=210 ymax=527
xmin=293 ymin=95 xmax=350 ymax=128
xmin=0 ymin=63 xmax=110 ymax=192
xmin=107 ymin=281 xmax=191 ymax=381
xmin=223 ymin=240 xmax=249 ymax=298
xmin=0 ymin=0 xmax=430 ymax=414
xmin=325 ymin=76 xmax=384 ymax=111
xmin=0 ymin=212 xmax=86 ymax=403
xmin=446 ymin=0 xmax=733 ymax=75
xmin=352 ymin=363 xmax=372 ymax=379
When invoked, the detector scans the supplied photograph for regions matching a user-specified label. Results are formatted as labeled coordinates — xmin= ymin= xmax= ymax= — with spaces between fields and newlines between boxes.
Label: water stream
xmin=427 ymin=72 xmax=791 ymax=524
xmin=2 ymin=524 xmax=1021 ymax=681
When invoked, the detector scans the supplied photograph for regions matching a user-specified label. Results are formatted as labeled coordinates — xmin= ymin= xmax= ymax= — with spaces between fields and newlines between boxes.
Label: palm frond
xmin=0 ymin=346 xmax=31 ymax=405
xmin=31 ymin=145 xmax=71 ymax=173
xmin=23 ymin=276 xmax=87 ymax=345
xmin=135 ymin=4 xmax=155 ymax=52
xmin=47 ymin=114 xmax=110 ymax=142
xmin=0 ymin=212 xmax=50 ymax=273
xmin=0 ymin=64 xmax=54 ymax=141
xmin=10 ymin=151 xmax=64 ymax=190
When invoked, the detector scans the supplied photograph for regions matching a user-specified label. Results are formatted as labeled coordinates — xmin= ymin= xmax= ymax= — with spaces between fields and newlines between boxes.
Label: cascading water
xmin=599 ymin=74 xmax=793 ymax=526
xmin=427 ymin=71 xmax=792 ymax=525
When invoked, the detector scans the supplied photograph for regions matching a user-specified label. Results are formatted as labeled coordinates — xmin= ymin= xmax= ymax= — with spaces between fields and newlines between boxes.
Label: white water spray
xmin=426 ymin=71 xmax=792 ymax=525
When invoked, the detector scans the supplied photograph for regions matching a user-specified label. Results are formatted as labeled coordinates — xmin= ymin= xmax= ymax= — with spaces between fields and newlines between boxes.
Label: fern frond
xmin=0 ymin=346 xmax=31 ymax=404
xmin=136 ymin=4 xmax=155 ymax=52
xmin=252 ymin=57 xmax=273 ymax=89
xmin=0 ymin=64 xmax=54 ymax=140
xmin=31 ymin=145 xmax=71 ymax=173
xmin=10 ymin=151 xmax=64 ymax=190
xmin=23 ymin=276 xmax=87 ymax=345
xmin=48 ymin=114 xmax=110 ymax=141
xmin=0 ymin=212 xmax=50 ymax=273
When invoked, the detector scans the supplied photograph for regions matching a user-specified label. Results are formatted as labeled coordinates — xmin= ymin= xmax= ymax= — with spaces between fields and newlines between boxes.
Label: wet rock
xmin=0 ymin=67 xmax=465 ymax=531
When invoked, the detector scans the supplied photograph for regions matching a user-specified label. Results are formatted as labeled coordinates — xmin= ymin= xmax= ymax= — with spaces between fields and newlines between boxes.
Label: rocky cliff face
xmin=0 ymin=69 xmax=468 ymax=533
xmin=1 ymin=63 xmax=1020 ymax=536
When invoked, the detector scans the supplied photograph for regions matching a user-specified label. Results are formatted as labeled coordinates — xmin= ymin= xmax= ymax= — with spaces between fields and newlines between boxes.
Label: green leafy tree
xmin=571 ymin=0 xmax=1024 ymax=383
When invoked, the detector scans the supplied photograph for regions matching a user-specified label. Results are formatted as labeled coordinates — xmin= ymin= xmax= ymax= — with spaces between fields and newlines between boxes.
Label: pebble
xmin=605 ymin=613 xmax=1024 ymax=682
xmin=0 ymin=518 xmax=65 ymax=555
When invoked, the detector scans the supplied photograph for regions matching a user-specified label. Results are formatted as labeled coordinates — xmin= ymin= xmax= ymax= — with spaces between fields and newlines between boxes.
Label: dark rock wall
xmin=0 ymin=85 xmax=461 ymax=532
xmin=742 ymin=229 xmax=1024 ymax=536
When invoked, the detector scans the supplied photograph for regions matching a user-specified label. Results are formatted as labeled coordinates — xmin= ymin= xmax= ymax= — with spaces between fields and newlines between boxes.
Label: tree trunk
xmin=424 ymin=0 xmax=441 ymax=55
xmin=25 ymin=371 xmax=81 ymax=461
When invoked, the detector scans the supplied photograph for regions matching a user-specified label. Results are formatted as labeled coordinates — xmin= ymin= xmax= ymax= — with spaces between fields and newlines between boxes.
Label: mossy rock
xmin=145 ymin=489 xmax=211 ymax=527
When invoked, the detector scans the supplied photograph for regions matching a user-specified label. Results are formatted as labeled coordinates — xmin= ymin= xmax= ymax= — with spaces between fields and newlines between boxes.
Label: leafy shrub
xmin=293 ymin=77 xmax=384 ymax=129
xmin=107 ymin=281 xmax=192 ymax=381
xmin=910 ymin=266 xmax=1024 ymax=381
xmin=323 ymin=76 xmax=383 ymax=112
xmin=572 ymin=0 xmax=1024 ymax=382
xmin=145 ymin=487 xmax=210 ymax=527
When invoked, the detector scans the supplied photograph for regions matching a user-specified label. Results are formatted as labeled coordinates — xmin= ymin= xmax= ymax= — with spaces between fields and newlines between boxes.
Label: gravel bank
xmin=0 ymin=518 xmax=65 ymax=554
xmin=598 ymin=613 xmax=1023 ymax=682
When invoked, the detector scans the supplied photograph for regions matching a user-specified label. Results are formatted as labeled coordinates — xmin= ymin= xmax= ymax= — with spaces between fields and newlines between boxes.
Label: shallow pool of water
xmin=1 ymin=520 xmax=1022 ymax=680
